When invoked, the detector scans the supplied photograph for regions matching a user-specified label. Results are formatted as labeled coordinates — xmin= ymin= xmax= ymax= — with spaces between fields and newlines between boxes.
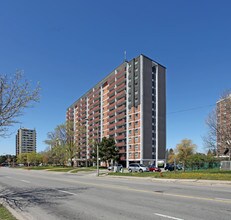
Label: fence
xmin=186 ymin=162 xmax=220 ymax=171
xmin=220 ymin=161 xmax=231 ymax=171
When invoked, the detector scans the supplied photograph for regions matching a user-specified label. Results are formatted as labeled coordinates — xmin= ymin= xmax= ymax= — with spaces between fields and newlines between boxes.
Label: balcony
xmin=108 ymin=129 xmax=115 ymax=135
xmin=116 ymin=70 xmax=125 ymax=79
xmin=119 ymin=156 xmax=126 ymax=161
xmin=118 ymin=147 xmax=126 ymax=153
xmin=115 ymin=126 xmax=126 ymax=133
xmin=108 ymin=96 xmax=115 ymax=104
xmin=108 ymin=116 xmax=116 ymax=123
xmin=116 ymin=141 xmax=126 ymax=147
xmin=116 ymin=76 xmax=126 ymax=86
xmin=116 ymin=112 xmax=126 ymax=120
xmin=116 ymin=119 xmax=126 ymax=127
xmin=115 ymin=90 xmax=126 ymax=100
xmin=93 ymin=99 xmax=100 ymax=107
xmin=116 ymin=97 xmax=126 ymax=106
xmin=116 ymin=105 xmax=126 ymax=113
xmin=92 ymin=106 xmax=100 ymax=112
xmin=108 ymin=123 xmax=115 ymax=129
xmin=116 ymin=83 xmax=126 ymax=93
xmin=116 ymin=134 xmax=126 ymax=140
xmin=108 ymin=77 xmax=115 ymax=84
xmin=108 ymin=109 xmax=115 ymax=116
xmin=108 ymin=90 xmax=115 ymax=98
xmin=108 ymin=82 xmax=116 ymax=90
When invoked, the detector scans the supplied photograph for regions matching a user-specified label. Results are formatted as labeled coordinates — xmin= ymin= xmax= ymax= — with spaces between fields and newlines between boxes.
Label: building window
xmin=129 ymin=130 xmax=132 ymax=135
xmin=135 ymin=129 xmax=138 ymax=134
xmin=129 ymin=138 xmax=131 ymax=143
xmin=135 ymin=145 xmax=138 ymax=151
xmin=135 ymin=137 xmax=138 ymax=142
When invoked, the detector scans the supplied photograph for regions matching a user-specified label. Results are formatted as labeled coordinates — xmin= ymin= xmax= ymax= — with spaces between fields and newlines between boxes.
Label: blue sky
xmin=0 ymin=0 xmax=230 ymax=155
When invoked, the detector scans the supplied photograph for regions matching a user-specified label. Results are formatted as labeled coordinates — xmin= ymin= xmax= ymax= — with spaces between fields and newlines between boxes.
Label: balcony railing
xmin=108 ymin=116 xmax=116 ymax=123
xmin=116 ymin=83 xmax=126 ymax=93
xmin=116 ymin=97 xmax=126 ymax=106
xmin=116 ymin=76 xmax=126 ymax=86
xmin=116 ymin=142 xmax=126 ymax=147
xmin=116 ymin=119 xmax=126 ymax=127
xmin=115 ymin=90 xmax=126 ymax=100
xmin=116 ymin=134 xmax=126 ymax=140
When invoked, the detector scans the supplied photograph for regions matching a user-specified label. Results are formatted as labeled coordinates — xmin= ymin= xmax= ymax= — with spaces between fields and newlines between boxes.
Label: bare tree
xmin=44 ymin=122 xmax=77 ymax=166
xmin=204 ymin=90 xmax=231 ymax=160
xmin=0 ymin=71 xmax=40 ymax=137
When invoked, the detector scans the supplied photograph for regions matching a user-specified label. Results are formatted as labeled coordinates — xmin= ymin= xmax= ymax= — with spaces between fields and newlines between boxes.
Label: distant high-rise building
xmin=217 ymin=94 xmax=231 ymax=156
xmin=67 ymin=54 xmax=166 ymax=167
xmin=16 ymin=128 xmax=36 ymax=156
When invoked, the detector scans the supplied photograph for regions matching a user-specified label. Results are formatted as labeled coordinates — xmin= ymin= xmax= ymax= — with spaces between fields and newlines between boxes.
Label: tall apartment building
xmin=217 ymin=94 xmax=231 ymax=157
xmin=66 ymin=54 xmax=166 ymax=167
xmin=16 ymin=128 xmax=36 ymax=156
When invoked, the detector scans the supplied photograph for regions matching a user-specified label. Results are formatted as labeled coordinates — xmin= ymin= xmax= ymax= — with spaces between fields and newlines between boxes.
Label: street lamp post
xmin=97 ymin=142 xmax=99 ymax=176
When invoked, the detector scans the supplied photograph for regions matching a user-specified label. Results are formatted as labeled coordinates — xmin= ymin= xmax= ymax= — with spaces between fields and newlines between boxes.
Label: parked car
xmin=128 ymin=163 xmax=149 ymax=173
xmin=148 ymin=165 xmax=161 ymax=172
xmin=165 ymin=163 xmax=174 ymax=171
xmin=108 ymin=164 xmax=123 ymax=171
xmin=165 ymin=163 xmax=183 ymax=171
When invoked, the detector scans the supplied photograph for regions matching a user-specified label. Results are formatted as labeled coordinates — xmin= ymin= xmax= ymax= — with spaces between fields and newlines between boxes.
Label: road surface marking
xmin=215 ymin=197 xmax=231 ymax=202
xmin=6 ymin=176 xmax=12 ymax=178
xmin=58 ymin=190 xmax=77 ymax=196
xmin=154 ymin=213 xmax=184 ymax=220
xmin=20 ymin=180 xmax=30 ymax=183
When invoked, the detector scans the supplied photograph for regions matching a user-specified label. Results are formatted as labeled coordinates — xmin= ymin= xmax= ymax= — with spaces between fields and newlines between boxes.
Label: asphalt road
xmin=0 ymin=167 xmax=231 ymax=220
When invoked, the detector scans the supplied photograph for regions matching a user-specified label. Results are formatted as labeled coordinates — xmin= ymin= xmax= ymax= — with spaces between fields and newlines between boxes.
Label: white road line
xmin=215 ymin=198 xmax=231 ymax=202
xmin=154 ymin=213 xmax=184 ymax=220
xmin=20 ymin=180 xmax=30 ymax=183
xmin=58 ymin=190 xmax=77 ymax=196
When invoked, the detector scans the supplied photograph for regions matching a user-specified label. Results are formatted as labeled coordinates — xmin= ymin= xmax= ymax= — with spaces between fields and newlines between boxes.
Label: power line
xmin=167 ymin=104 xmax=215 ymax=115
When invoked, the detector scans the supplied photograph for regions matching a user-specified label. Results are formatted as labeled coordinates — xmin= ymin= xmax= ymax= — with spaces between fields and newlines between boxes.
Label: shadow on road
xmin=0 ymin=186 xmax=89 ymax=211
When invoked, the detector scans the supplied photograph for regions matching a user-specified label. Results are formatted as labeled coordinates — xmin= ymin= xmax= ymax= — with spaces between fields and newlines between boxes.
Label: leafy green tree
xmin=17 ymin=153 xmax=27 ymax=165
xmin=26 ymin=152 xmax=37 ymax=166
xmin=50 ymin=145 xmax=66 ymax=166
xmin=176 ymin=139 xmax=196 ymax=171
xmin=92 ymin=137 xmax=119 ymax=165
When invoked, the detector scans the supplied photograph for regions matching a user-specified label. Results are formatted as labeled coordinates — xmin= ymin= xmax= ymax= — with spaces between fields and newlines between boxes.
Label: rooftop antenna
xmin=124 ymin=50 xmax=127 ymax=62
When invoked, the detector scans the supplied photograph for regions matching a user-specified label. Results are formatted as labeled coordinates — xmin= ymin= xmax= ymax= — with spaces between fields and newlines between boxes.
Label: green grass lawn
xmin=0 ymin=205 xmax=17 ymax=220
xmin=108 ymin=169 xmax=231 ymax=181
xmin=20 ymin=166 xmax=97 ymax=173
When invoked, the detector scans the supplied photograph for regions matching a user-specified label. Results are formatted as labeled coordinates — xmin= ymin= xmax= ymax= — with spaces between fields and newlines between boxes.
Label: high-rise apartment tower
xmin=16 ymin=128 xmax=36 ymax=156
xmin=66 ymin=54 xmax=166 ymax=167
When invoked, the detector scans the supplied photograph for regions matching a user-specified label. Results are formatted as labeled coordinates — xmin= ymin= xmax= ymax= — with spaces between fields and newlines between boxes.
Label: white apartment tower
xmin=16 ymin=128 xmax=36 ymax=156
